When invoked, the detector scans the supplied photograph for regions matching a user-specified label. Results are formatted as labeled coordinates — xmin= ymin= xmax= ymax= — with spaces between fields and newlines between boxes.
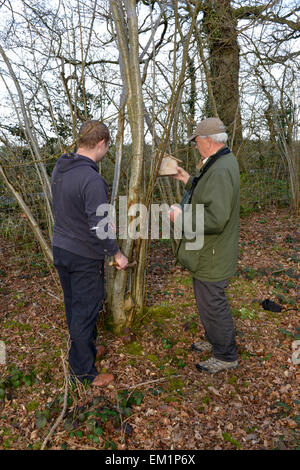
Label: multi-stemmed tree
xmin=0 ymin=0 xmax=298 ymax=330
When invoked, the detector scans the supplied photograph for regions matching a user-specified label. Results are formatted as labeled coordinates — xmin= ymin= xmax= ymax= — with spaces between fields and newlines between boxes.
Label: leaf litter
xmin=0 ymin=208 xmax=299 ymax=450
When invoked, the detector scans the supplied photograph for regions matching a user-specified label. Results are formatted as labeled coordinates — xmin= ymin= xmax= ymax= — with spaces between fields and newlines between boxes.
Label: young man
xmin=170 ymin=117 xmax=240 ymax=373
xmin=51 ymin=120 xmax=128 ymax=387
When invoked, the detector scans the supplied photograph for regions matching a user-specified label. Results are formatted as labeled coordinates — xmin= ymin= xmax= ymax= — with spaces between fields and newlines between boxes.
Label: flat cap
xmin=189 ymin=117 xmax=226 ymax=141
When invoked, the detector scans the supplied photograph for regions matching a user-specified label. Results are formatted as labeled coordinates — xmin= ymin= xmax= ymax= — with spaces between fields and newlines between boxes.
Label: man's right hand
xmin=114 ymin=250 xmax=129 ymax=270
xmin=172 ymin=166 xmax=190 ymax=185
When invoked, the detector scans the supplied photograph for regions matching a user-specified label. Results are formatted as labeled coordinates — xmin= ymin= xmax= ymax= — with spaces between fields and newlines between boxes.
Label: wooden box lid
xmin=158 ymin=154 xmax=182 ymax=176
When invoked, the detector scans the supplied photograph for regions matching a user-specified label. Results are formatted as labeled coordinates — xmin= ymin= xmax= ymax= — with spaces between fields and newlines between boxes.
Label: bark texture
xmin=202 ymin=0 xmax=243 ymax=156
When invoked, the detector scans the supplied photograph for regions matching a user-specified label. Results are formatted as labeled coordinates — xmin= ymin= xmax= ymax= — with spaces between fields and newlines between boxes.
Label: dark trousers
xmin=53 ymin=246 xmax=104 ymax=383
xmin=193 ymin=278 xmax=237 ymax=362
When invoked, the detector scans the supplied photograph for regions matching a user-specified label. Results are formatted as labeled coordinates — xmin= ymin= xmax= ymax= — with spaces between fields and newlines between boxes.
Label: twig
xmin=41 ymin=287 xmax=61 ymax=301
xmin=271 ymin=266 xmax=293 ymax=274
xmin=120 ymin=375 xmax=183 ymax=390
xmin=41 ymin=352 xmax=69 ymax=450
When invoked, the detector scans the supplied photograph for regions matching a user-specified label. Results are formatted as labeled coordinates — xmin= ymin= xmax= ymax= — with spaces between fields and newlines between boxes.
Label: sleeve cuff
xmin=104 ymin=242 xmax=119 ymax=257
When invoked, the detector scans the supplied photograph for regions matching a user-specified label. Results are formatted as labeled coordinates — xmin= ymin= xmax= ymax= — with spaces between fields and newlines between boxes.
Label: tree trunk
xmin=202 ymin=0 xmax=243 ymax=160
xmin=109 ymin=0 xmax=145 ymax=333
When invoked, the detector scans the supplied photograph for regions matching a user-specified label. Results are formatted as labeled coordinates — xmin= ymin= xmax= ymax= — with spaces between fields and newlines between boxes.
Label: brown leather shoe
xmin=96 ymin=345 xmax=106 ymax=358
xmin=92 ymin=373 xmax=114 ymax=387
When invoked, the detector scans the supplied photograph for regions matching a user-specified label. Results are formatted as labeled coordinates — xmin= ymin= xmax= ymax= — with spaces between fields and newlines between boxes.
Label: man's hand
xmin=168 ymin=204 xmax=182 ymax=223
xmin=171 ymin=166 xmax=190 ymax=185
xmin=114 ymin=250 xmax=128 ymax=270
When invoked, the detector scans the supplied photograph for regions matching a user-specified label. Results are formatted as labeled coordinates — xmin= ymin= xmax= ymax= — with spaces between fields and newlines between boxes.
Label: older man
xmin=170 ymin=117 xmax=240 ymax=373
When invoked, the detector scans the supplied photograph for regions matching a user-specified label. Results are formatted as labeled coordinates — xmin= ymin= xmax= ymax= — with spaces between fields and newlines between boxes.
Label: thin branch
xmin=41 ymin=352 xmax=69 ymax=450
xmin=120 ymin=375 xmax=184 ymax=390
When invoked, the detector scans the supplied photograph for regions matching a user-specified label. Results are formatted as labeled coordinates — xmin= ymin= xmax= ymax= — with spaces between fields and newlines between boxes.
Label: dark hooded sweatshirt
xmin=51 ymin=153 xmax=119 ymax=259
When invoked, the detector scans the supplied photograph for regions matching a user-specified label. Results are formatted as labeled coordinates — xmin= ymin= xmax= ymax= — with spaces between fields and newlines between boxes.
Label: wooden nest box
xmin=158 ymin=154 xmax=182 ymax=176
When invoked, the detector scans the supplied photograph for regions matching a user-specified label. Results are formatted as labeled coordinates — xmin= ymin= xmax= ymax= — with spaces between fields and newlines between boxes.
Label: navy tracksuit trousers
xmin=53 ymin=246 xmax=104 ymax=383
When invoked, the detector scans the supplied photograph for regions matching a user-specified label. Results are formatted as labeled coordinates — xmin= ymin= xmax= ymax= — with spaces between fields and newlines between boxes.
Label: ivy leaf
xmin=94 ymin=426 xmax=104 ymax=436
xmin=120 ymin=407 xmax=132 ymax=417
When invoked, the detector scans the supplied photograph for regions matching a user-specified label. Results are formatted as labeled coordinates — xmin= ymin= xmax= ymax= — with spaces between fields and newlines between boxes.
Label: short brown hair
xmin=78 ymin=121 xmax=110 ymax=148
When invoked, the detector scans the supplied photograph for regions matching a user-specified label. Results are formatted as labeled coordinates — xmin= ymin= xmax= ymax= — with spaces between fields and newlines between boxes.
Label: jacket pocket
xmin=177 ymin=242 xmax=203 ymax=273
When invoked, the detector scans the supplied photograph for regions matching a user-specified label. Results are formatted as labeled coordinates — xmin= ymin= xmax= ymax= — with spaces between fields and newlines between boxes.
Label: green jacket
xmin=176 ymin=149 xmax=240 ymax=282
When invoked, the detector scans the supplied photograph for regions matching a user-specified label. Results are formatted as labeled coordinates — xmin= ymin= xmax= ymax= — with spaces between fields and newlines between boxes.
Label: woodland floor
xmin=0 ymin=208 xmax=299 ymax=451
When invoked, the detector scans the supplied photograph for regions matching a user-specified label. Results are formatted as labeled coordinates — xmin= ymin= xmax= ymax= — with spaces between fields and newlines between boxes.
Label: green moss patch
xmin=165 ymin=377 xmax=185 ymax=393
xmin=124 ymin=341 xmax=144 ymax=356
